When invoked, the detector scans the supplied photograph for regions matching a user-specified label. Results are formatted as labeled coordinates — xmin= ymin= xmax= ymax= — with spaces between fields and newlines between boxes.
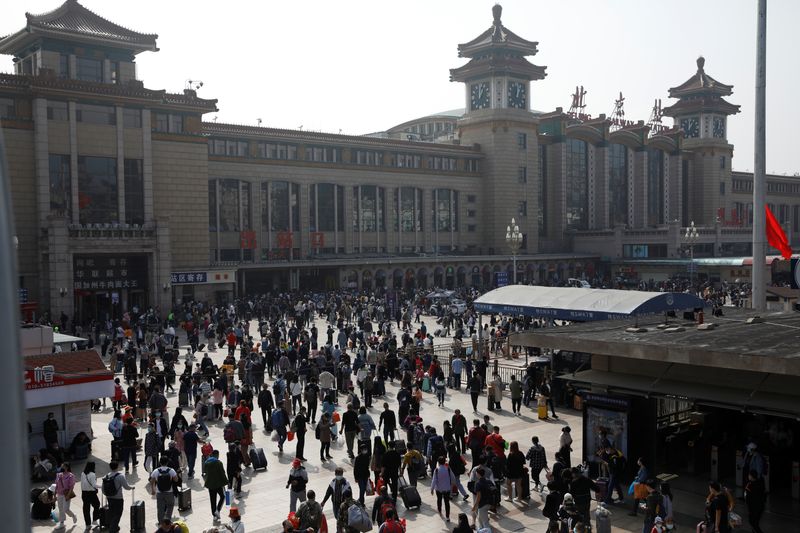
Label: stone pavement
xmin=29 ymin=315 xmax=695 ymax=533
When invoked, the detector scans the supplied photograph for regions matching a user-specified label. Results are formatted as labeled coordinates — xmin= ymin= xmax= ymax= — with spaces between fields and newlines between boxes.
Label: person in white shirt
xmin=149 ymin=457 xmax=179 ymax=522
xmin=222 ymin=507 xmax=245 ymax=533
xmin=80 ymin=461 xmax=100 ymax=528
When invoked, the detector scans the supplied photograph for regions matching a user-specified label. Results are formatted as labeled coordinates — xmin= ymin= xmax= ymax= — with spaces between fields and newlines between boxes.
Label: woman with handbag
xmin=55 ymin=462 xmax=78 ymax=529
xmin=80 ymin=461 xmax=100 ymax=528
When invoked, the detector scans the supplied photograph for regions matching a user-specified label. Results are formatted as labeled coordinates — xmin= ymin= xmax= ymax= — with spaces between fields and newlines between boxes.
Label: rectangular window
xmin=394 ymin=153 xmax=421 ymax=168
xmin=241 ymin=182 xmax=251 ymax=230
xmin=257 ymin=142 xmax=298 ymax=160
xmin=467 ymin=194 xmax=476 ymax=203
xmin=78 ymin=156 xmax=117 ymax=224
xmin=467 ymin=209 xmax=476 ymax=218
xmin=209 ymin=180 xmax=218 ymax=232
xmin=720 ymin=156 xmax=726 ymax=170
xmin=122 ymin=109 xmax=141 ymax=128
xmin=76 ymin=104 xmax=115 ymax=125
xmin=154 ymin=113 xmax=168 ymax=132
xmin=608 ymin=143 xmax=628 ymax=227
xmin=47 ymin=101 xmax=68 ymax=121
xmin=110 ymin=61 xmax=120 ymax=84
xmin=467 ymin=224 xmax=477 ymax=232
xmin=647 ymin=148 xmax=665 ymax=226
xmin=518 ymin=200 xmax=527 ymax=217
xmin=517 ymin=133 xmax=527 ymax=149
xmin=169 ymin=115 xmax=183 ymax=134
xmin=75 ymin=57 xmax=102 ymax=82
xmin=48 ymin=154 xmax=71 ymax=217
xmin=59 ymin=54 xmax=69 ymax=78
xmin=305 ymin=146 xmax=341 ymax=162
xmin=219 ymin=179 xmax=241 ymax=231
xmin=352 ymin=150 xmax=384 ymax=166
xmin=466 ymin=159 xmax=479 ymax=173
xmin=124 ymin=159 xmax=144 ymax=225
xmin=565 ymin=139 xmax=588 ymax=230
xmin=518 ymin=166 xmax=527 ymax=184
xmin=719 ymin=182 xmax=726 ymax=195
xmin=0 ymin=97 xmax=15 ymax=119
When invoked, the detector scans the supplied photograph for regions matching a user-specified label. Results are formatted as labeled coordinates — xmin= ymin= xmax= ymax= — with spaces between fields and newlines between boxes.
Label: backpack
xmin=379 ymin=500 xmax=396 ymax=522
xmin=200 ymin=404 xmax=208 ymax=417
xmin=156 ymin=467 xmax=173 ymax=492
xmin=409 ymin=453 xmax=424 ymax=472
xmin=223 ymin=425 xmax=236 ymax=443
xmin=429 ymin=435 xmax=444 ymax=457
xmin=379 ymin=520 xmax=404 ymax=533
xmin=271 ymin=409 xmax=284 ymax=428
xmin=272 ymin=380 xmax=283 ymax=397
xmin=347 ymin=502 xmax=373 ymax=532
xmin=297 ymin=501 xmax=322 ymax=530
xmin=102 ymin=473 xmax=119 ymax=497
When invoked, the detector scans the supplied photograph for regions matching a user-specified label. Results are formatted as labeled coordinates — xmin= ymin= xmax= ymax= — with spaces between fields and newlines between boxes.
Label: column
xmin=68 ymin=55 xmax=77 ymax=80
xmin=103 ymin=59 xmax=112 ymax=84
xmin=253 ymin=181 xmax=264 ymax=261
xmin=116 ymin=106 xmax=125 ymax=224
xmin=298 ymin=183 xmax=309 ymax=257
xmin=68 ymin=101 xmax=79 ymax=225
xmin=662 ymin=151 xmax=670 ymax=225
xmin=47 ymin=220 xmax=73 ymax=320
xmin=587 ymin=143 xmax=596 ymax=229
xmin=33 ymin=98 xmax=50 ymax=229
xmin=141 ymin=110 xmax=153 ymax=224
xmin=633 ymin=149 xmax=648 ymax=228
xmin=154 ymin=218 xmax=172 ymax=311
xmin=627 ymin=148 xmax=635 ymax=229
xmin=547 ymin=142 xmax=567 ymax=239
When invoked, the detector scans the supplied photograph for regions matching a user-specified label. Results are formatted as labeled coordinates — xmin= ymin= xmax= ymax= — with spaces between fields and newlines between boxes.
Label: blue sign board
xmin=171 ymin=272 xmax=208 ymax=284
xmin=495 ymin=271 xmax=509 ymax=288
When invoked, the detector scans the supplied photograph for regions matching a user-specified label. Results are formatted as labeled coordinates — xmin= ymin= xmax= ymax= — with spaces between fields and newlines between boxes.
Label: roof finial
xmin=696 ymin=56 xmax=705 ymax=72
xmin=492 ymin=4 xmax=502 ymax=25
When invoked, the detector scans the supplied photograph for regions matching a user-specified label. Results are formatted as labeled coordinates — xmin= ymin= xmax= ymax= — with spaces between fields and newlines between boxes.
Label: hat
xmin=229 ymin=507 xmax=241 ymax=519
xmin=563 ymin=493 xmax=574 ymax=503
xmin=563 ymin=426 xmax=571 ymax=432
xmin=655 ymin=517 xmax=664 ymax=524
xmin=746 ymin=442 xmax=757 ymax=451
xmin=292 ymin=458 xmax=302 ymax=468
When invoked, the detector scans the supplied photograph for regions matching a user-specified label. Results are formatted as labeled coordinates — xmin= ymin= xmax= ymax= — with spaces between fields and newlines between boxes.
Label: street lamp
xmin=684 ymin=220 xmax=699 ymax=289
xmin=506 ymin=218 xmax=523 ymax=284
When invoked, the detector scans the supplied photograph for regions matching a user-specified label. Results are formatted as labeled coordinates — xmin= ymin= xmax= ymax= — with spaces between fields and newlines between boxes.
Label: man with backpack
xmin=371 ymin=485 xmax=394 ymax=527
xmin=400 ymin=443 xmax=425 ymax=487
xmin=103 ymin=461 xmax=133 ymax=533
xmin=150 ymin=457 xmax=179 ymax=522
xmin=272 ymin=402 xmax=290 ymax=453
xmin=606 ymin=447 xmax=627 ymax=504
xmin=642 ymin=479 xmax=665 ymax=533
xmin=223 ymin=413 xmax=244 ymax=445
xmin=321 ymin=468 xmax=351 ymax=523
xmin=296 ymin=490 xmax=323 ymax=531
xmin=378 ymin=508 xmax=404 ymax=533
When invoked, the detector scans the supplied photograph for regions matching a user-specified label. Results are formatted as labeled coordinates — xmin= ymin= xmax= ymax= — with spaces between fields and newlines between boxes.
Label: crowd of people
xmin=29 ymin=287 xmax=773 ymax=533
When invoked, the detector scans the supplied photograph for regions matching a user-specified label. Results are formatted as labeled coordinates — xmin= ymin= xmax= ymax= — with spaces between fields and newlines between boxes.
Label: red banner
xmin=277 ymin=231 xmax=293 ymax=249
xmin=310 ymin=232 xmax=324 ymax=248
xmin=240 ymin=230 xmax=257 ymax=250
xmin=25 ymin=367 xmax=110 ymax=390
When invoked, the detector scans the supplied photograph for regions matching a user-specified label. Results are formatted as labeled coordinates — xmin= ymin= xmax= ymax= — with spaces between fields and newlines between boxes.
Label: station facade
xmin=1 ymin=1 xmax=798 ymax=320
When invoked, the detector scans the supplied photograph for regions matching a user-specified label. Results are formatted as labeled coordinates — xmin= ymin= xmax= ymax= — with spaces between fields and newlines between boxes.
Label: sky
xmin=1 ymin=0 xmax=798 ymax=174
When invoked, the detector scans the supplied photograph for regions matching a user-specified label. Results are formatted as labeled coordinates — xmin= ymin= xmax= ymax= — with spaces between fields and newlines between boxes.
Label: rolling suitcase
xmin=111 ymin=439 xmax=122 ymax=462
xmin=398 ymin=477 xmax=421 ymax=509
xmin=537 ymin=404 xmax=548 ymax=420
xmin=422 ymin=377 xmax=431 ymax=393
xmin=130 ymin=489 xmax=145 ymax=532
xmin=98 ymin=493 xmax=110 ymax=529
xmin=177 ymin=486 xmax=192 ymax=511
xmin=249 ymin=447 xmax=268 ymax=471
xmin=594 ymin=478 xmax=609 ymax=502
xmin=521 ymin=467 xmax=531 ymax=500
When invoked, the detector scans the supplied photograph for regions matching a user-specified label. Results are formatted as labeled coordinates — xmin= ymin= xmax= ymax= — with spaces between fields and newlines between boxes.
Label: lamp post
xmin=506 ymin=218 xmax=523 ymax=284
xmin=684 ymin=221 xmax=699 ymax=290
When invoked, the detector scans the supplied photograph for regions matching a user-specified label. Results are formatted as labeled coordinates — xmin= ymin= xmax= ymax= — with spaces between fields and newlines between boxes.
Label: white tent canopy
xmin=473 ymin=285 xmax=706 ymax=321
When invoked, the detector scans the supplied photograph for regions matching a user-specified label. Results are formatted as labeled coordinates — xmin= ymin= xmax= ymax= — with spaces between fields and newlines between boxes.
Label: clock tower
xmin=663 ymin=57 xmax=740 ymax=226
xmin=451 ymin=4 xmax=546 ymax=257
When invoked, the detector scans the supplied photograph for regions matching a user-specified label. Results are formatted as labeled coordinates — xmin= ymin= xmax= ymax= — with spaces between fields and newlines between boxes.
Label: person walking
xmin=451 ymin=410 xmax=468 ymax=455
xmin=435 ymin=373 xmax=447 ymax=407
xmin=509 ymin=375 xmax=523 ymax=415
xmin=120 ymin=418 xmax=139 ymax=474
xmin=54 ymin=462 xmax=78 ymax=529
xmin=257 ymin=386 xmax=275 ymax=428
xmin=451 ymin=356 xmax=463 ymax=390
xmin=103 ymin=461 xmax=133 ymax=533
xmin=431 ymin=456 xmax=457 ymax=521
xmin=272 ymin=402 xmax=290 ymax=453
xmin=628 ymin=457 xmax=649 ymax=516
xmin=321 ymin=468 xmax=351 ymax=521
xmin=525 ymin=436 xmax=548 ymax=492
xmin=471 ymin=467 xmax=493 ymax=531
xmin=203 ymin=450 xmax=228 ymax=523
xmin=144 ymin=422 xmax=161 ymax=472
xmin=80 ymin=461 xmax=100 ymax=529
xmin=292 ymin=407 xmax=308 ymax=461
xmin=316 ymin=412 xmax=333 ymax=461
xmin=505 ymin=441 xmax=527 ymax=501
xmin=149 ymin=457 xmax=179 ymax=522
xmin=559 ymin=426 xmax=573 ymax=469
xmin=341 ymin=403 xmax=360 ymax=459
xmin=183 ymin=424 xmax=201 ymax=479
xmin=744 ymin=469 xmax=766 ymax=533
xmin=540 ymin=378 xmax=558 ymax=419
xmin=226 ymin=442 xmax=245 ymax=497
xmin=605 ymin=446 xmax=627 ymax=504
xmin=468 ymin=372 xmax=481 ymax=413
xmin=400 ymin=443 xmax=425 ymax=487
xmin=287 ymin=458 xmax=309 ymax=513
xmin=353 ymin=446 xmax=372 ymax=503
xmin=378 ymin=402 xmax=397 ymax=443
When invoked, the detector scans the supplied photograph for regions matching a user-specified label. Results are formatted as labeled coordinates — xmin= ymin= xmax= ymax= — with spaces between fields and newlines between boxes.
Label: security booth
xmin=515 ymin=309 xmax=800 ymax=503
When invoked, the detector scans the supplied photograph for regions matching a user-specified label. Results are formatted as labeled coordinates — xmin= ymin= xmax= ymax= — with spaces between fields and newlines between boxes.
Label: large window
xmin=396 ymin=187 xmax=423 ymax=232
xmin=78 ymin=156 xmax=117 ymax=224
xmin=49 ymin=154 xmax=71 ymax=217
xmin=565 ymin=139 xmax=588 ymax=230
xmin=393 ymin=153 xmax=421 ymax=169
xmin=538 ymin=144 xmax=547 ymax=236
xmin=256 ymin=142 xmax=298 ymax=160
xmin=75 ymin=57 xmax=102 ymax=82
xmin=352 ymin=185 xmax=386 ymax=232
xmin=647 ymin=148 xmax=664 ymax=226
xmin=264 ymin=181 xmax=300 ymax=232
xmin=76 ymin=104 xmax=115 ymax=125
xmin=352 ymin=150 xmax=384 ymax=166
xmin=0 ymin=97 xmax=14 ymax=119
xmin=47 ymin=101 xmax=68 ymax=121
xmin=309 ymin=183 xmax=344 ymax=232
xmin=209 ymin=180 xmax=218 ymax=232
xmin=123 ymin=109 xmax=142 ymax=128
xmin=608 ymin=143 xmax=628 ymax=227
xmin=434 ymin=189 xmax=458 ymax=232
xmin=218 ymin=179 xmax=241 ymax=231
xmin=305 ymin=146 xmax=341 ymax=162
xmin=124 ymin=159 xmax=144 ymax=225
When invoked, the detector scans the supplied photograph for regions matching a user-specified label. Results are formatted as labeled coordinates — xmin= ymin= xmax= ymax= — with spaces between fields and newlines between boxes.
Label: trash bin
xmin=595 ymin=502 xmax=612 ymax=533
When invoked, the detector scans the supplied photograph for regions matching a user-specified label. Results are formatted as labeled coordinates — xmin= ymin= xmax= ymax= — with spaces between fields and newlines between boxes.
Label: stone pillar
xmin=422 ymin=189 xmax=433 ymax=253
xmin=34 ymin=98 xmax=50 ymax=229
xmin=154 ymin=218 xmax=172 ymax=311
xmin=68 ymin=55 xmax=77 ymax=80
xmin=298 ymin=183 xmax=309 ymax=257
xmin=633 ymin=149 xmax=648 ymax=228
xmin=547 ymin=142 xmax=566 ymax=239
xmin=141 ymin=109 xmax=153 ymax=224
xmin=587 ymin=143 xmax=597 ymax=229
xmin=116 ymin=106 xmax=125 ymax=224
xmin=103 ymin=59 xmax=112 ymax=84
xmin=47 ymin=218 xmax=73 ymax=319
xmin=68 ymin=101 xmax=79 ymax=225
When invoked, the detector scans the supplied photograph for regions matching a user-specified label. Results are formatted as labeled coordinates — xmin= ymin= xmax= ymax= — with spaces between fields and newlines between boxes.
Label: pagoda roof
xmin=668 ymin=57 xmax=733 ymax=98
xmin=450 ymin=54 xmax=546 ymax=83
xmin=662 ymin=95 xmax=740 ymax=117
xmin=0 ymin=0 xmax=158 ymax=56
xmin=457 ymin=5 xmax=539 ymax=58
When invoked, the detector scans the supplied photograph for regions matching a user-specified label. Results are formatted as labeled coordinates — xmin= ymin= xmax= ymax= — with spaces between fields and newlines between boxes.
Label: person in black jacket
xmin=378 ymin=403 xmax=397 ymax=443
xmin=257 ymin=387 xmax=274 ymax=428
xmin=381 ymin=441 xmax=402 ymax=500
xmin=567 ymin=467 xmax=598 ymax=524
xmin=744 ymin=470 xmax=766 ymax=533
xmin=226 ymin=443 xmax=244 ymax=496
xmin=541 ymin=481 xmax=563 ymax=530
xmin=353 ymin=445 xmax=372 ymax=504
xmin=168 ymin=408 xmax=188 ymax=438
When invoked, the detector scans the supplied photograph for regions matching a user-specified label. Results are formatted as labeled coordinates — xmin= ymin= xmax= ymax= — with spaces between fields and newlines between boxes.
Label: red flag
xmin=765 ymin=204 xmax=793 ymax=259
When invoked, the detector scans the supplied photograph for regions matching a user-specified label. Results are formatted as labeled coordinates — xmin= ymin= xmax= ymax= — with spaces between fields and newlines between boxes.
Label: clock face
xmin=712 ymin=117 xmax=726 ymax=138
xmin=470 ymin=82 xmax=490 ymax=110
xmin=680 ymin=116 xmax=700 ymax=138
xmin=507 ymin=81 xmax=527 ymax=109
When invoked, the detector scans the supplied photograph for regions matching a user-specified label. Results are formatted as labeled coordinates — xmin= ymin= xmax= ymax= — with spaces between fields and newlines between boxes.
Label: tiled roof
xmin=457 ymin=5 xmax=539 ymax=58
xmin=0 ymin=0 xmax=158 ymax=55
xmin=668 ymin=57 xmax=733 ymax=98
xmin=24 ymin=349 xmax=110 ymax=377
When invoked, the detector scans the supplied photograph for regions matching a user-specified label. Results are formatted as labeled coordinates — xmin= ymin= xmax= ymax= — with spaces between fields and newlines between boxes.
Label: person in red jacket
xmin=484 ymin=426 xmax=506 ymax=458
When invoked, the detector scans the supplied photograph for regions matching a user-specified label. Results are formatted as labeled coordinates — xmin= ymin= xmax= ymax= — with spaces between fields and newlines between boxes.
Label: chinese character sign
xmin=310 ymin=232 xmax=324 ymax=248
xmin=73 ymin=255 xmax=148 ymax=291
xmin=277 ymin=231 xmax=293 ymax=249
xmin=170 ymin=272 xmax=209 ymax=285
xmin=240 ymin=230 xmax=257 ymax=250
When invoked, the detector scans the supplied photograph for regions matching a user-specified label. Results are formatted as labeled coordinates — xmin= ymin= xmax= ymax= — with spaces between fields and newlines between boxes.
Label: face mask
xmin=155 ymin=412 xmax=161 ymax=417
xmin=335 ymin=475 xmax=343 ymax=481
xmin=177 ymin=425 xmax=183 ymax=430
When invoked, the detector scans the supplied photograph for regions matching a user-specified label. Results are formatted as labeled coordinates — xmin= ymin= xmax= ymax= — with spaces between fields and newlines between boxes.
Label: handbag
xmin=65 ymin=489 xmax=76 ymax=500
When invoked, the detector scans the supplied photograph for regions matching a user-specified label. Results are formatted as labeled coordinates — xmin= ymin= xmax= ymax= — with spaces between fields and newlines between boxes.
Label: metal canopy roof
xmin=473 ymin=285 xmax=706 ymax=321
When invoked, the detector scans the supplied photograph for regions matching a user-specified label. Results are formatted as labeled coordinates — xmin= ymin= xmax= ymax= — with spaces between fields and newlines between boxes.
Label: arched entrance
xmin=392 ymin=268 xmax=403 ymax=289
xmin=417 ymin=268 xmax=429 ymax=289
xmin=445 ymin=266 xmax=455 ymax=289
xmin=433 ymin=266 xmax=444 ymax=287
xmin=471 ymin=266 xmax=481 ymax=287
xmin=361 ymin=270 xmax=373 ymax=290
xmin=482 ymin=266 xmax=492 ymax=287
xmin=457 ymin=266 xmax=467 ymax=287
xmin=375 ymin=269 xmax=386 ymax=288
xmin=344 ymin=269 xmax=358 ymax=289
xmin=404 ymin=268 xmax=416 ymax=290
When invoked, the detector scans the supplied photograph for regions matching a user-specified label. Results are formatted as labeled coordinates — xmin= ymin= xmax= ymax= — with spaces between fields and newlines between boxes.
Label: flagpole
xmin=752 ymin=0 xmax=767 ymax=311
